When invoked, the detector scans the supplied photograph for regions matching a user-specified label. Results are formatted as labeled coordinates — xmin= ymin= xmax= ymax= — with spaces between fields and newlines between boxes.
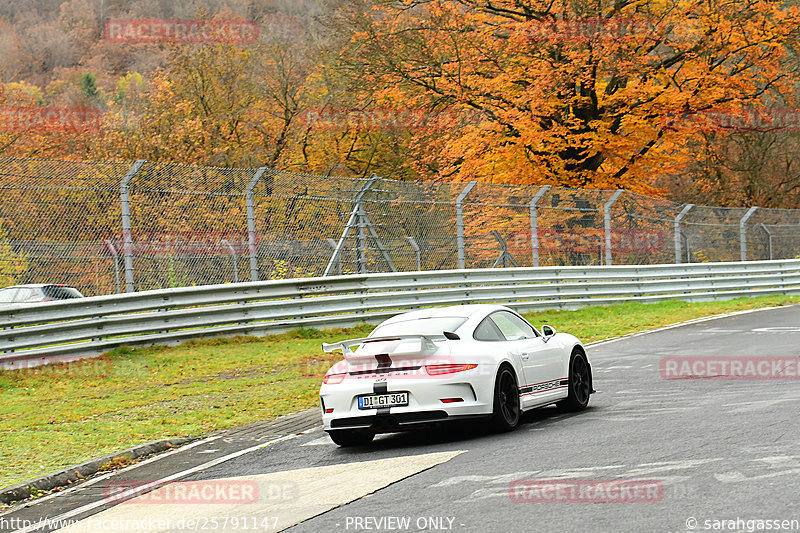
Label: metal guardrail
xmin=2 ymin=259 xmax=800 ymax=369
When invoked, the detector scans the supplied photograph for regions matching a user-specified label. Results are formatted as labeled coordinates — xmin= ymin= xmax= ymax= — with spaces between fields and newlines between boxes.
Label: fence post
xmin=529 ymin=185 xmax=550 ymax=267
xmin=406 ymin=236 xmax=421 ymax=271
xmin=674 ymin=204 xmax=695 ymax=264
xmin=103 ymin=239 xmax=121 ymax=294
xmin=603 ymin=190 xmax=623 ymax=266
xmin=456 ymin=181 xmax=478 ymax=270
xmin=220 ymin=239 xmax=239 ymax=283
xmin=760 ymin=224 xmax=773 ymax=260
xmin=326 ymin=238 xmax=341 ymax=275
xmin=246 ymin=167 xmax=267 ymax=281
xmin=324 ymin=174 xmax=380 ymax=276
xmin=740 ymin=206 xmax=759 ymax=261
xmin=491 ymin=231 xmax=519 ymax=267
xmin=120 ymin=160 xmax=145 ymax=293
xmin=356 ymin=205 xmax=368 ymax=273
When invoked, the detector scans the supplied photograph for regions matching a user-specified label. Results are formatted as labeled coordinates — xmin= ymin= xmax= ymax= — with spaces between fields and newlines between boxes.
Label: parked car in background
xmin=0 ymin=284 xmax=84 ymax=305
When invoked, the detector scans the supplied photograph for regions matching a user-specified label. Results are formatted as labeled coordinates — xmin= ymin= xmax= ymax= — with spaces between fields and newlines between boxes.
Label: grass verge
xmin=1 ymin=294 xmax=798 ymax=490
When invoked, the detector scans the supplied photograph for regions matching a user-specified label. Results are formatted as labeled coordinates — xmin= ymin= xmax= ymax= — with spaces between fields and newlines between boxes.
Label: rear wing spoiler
xmin=322 ymin=335 xmax=440 ymax=355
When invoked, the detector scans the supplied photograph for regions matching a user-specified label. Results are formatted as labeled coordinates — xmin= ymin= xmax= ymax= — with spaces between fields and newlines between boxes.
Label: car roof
xmin=379 ymin=304 xmax=512 ymax=324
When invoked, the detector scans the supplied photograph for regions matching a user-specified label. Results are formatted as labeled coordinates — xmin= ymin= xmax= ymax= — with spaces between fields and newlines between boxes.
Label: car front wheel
xmin=558 ymin=350 xmax=592 ymax=412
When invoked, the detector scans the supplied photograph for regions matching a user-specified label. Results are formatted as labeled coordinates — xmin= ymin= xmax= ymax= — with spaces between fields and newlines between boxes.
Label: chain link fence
xmin=2 ymin=156 xmax=800 ymax=296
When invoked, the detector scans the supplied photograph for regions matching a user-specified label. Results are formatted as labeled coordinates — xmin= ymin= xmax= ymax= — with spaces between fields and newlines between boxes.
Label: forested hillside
xmin=2 ymin=0 xmax=800 ymax=207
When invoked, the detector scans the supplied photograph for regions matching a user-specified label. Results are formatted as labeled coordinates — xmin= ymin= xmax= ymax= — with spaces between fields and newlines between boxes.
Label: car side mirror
xmin=541 ymin=325 xmax=556 ymax=341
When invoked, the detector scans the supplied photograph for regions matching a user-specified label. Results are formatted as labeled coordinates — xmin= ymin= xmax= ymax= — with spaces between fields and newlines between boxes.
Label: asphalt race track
xmin=2 ymin=304 xmax=799 ymax=533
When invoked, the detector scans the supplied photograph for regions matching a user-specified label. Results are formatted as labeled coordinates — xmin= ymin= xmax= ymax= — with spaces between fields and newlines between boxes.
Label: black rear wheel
xmin=558 ymin=351 xmax=592 ymax=412
xmin=327 ymin=429 xmax=375 ymax=447
xmin=492 ymin=366 xmax=521 ymax=431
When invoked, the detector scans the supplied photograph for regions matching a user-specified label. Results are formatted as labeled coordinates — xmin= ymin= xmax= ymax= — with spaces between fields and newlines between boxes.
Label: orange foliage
xmin=344 ymin=0 xmax=800 ymax=194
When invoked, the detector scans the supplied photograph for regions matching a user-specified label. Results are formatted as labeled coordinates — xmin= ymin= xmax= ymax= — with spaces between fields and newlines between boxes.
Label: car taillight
xmin=425 ymin=364 xmax=477 ymax=376
xmin=323 ymin=373 xmax=346 ymax=384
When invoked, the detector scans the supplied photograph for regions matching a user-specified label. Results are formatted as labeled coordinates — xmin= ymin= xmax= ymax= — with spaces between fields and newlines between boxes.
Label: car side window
xmin=473 ymin=316 xmax=505 ymax=342
xmin=0 ymin=289 xmax=16 ymax=304
xmin=490 ymin=311 xmax=538 ymax=341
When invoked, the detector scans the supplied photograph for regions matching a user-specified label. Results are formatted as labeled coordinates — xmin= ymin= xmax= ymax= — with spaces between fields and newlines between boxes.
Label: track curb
xmin=0 ymin=437 xmax=192 ymax=506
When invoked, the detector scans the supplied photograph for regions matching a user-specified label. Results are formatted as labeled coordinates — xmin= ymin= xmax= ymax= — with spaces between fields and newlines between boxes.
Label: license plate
xmin=358 ymin=392 xmax=409 ymax=410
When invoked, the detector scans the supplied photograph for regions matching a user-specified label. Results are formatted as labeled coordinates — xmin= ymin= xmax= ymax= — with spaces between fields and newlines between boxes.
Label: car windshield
xmin=371 ymin=316 xmax=467 ymax=337
xmin=42 ymin=286 xmax=83 ymax=300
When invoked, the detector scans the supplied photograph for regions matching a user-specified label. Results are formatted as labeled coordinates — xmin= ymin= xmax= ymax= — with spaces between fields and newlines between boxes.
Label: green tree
xmin=79 ymin=72 xmax=98 ymax=99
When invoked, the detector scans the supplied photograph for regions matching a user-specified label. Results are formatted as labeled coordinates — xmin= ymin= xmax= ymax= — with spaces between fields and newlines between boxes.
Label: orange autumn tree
xmin=342 ymin=0 xmax=800 ymax=193
xmin=0 ymin=80 xmax=103 ymax=159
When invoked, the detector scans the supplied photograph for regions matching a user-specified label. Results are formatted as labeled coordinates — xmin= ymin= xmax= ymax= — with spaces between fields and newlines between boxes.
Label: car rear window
xmin=42 ymin=286 xmax=83 ymax=300
xmin=371 ymin=316 xmax=467 ymax=337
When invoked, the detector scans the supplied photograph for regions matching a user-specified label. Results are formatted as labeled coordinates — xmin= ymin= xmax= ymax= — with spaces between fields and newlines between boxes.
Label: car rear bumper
xmin=320 ymin=372 xmax=495 ymax=431
xmin=325 ymin=411 xmax=490 ymax=433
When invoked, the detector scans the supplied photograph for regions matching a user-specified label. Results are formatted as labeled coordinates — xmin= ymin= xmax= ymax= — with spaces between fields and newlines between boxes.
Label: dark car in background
xmin=0 ymin=284 xmax=84 ymax=305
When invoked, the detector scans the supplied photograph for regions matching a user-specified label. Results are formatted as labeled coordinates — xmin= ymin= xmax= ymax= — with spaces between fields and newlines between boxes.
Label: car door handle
xmin=520 ymin=352 xmax=530 ymax=360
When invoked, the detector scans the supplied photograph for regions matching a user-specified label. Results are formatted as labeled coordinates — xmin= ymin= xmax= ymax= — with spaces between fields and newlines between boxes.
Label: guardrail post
xmin=603 ymin=190 xmax=623 ymax=266
xmin=406 ymin=236 xmax=421 ymax=271
xmin=456 ymin=181 xmax=478 ymax=270
xmin=740 ymin=206 xmax=759 ymax=261
xmin=103 ymin=239 xmax=121 ymax=294
xmin=760 ymin=224 xmax=773 ymax=260
xmin=220 ymin=239 xmax=239 ymax=283
xmin=120 ymin=160 xmax=146 ymax=293
xmin=674 ymin=204 xmax=694 ymax=264
xmin=246 ymin=167 xmax=268 ymax=281
xmin=529 ymin=185 xmax=550 ymax=267
xmin=324 ymin=175 xmax=380 ymax=276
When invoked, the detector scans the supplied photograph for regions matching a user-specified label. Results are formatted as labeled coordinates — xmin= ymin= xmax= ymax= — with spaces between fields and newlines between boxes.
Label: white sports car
xmin=319 ymin=304 xmax=592 ymax=446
